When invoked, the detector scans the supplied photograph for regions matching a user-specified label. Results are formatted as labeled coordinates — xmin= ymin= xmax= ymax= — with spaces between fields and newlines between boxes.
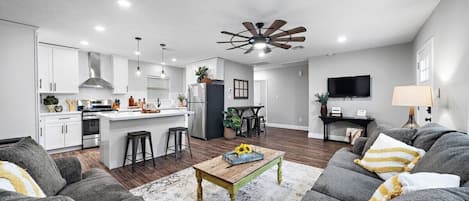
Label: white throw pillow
xmin=369 ymin=172 xmax=460 ymax=201
xmin=355 ymin=133 xmax=426 ymax=180
xmin=0 ymin=161 xmax=46 ymax=198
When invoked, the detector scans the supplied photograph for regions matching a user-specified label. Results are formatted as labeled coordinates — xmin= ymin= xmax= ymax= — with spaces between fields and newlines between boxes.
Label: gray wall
xmin=223 ymin=59 xmax=254 ymax=109
xmin=308 ymin=43 xmax=415 ymax=139
xmin=0 ymin=20 xmax=38 ymax=140
xmin=254 ymin=63 xmax=309 ymax=127
xmin=413 ymin=0 xmax=469 ymax=132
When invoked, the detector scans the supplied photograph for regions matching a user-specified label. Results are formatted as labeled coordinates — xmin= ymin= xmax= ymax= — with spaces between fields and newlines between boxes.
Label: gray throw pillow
xmin=362 ymin=127 xmax=417 ymax=156
xmin=412 ymin=132 xmax=469 ymax=184
xmin=0 ymin=137 xmax=66 ymax=196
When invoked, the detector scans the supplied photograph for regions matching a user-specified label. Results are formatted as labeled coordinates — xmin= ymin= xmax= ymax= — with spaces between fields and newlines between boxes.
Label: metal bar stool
xmin=165 ymin=127 xmax=192 ymax=160
xmin=256 ymin=116 xmax=267 ymax=136
xmin=123 ymin=131 xmax=155 ymax=172
xmin=241 ymin=116 xmax=257 ymax=137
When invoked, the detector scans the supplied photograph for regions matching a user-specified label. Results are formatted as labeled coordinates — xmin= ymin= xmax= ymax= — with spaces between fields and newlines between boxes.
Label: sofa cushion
xmin=312 ymin=166 xmax=382 ymax=201
xmin=327 ymin=147 xmax=380 ymax=179
xmin=412 ymin=123 xmax=456 ymax=151
xmin=301 ymin=190 xmax=340 ymax=201
xmin=0 ymin=137 xmax=66 ymax=196
xmin=391 ymin=187 xmax=469 ymax=201
xmin=411 ymin=132 xmax=469 ymax=184
xmin=58 ymin=168 xmax=141 ymax=201
xmin=362 ymin=128 xmax=417 ymax=156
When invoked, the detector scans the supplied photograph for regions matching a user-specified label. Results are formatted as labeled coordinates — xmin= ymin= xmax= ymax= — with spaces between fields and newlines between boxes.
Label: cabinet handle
xmin=61 ymin=125 xmax=64 ymax=134
xmin=50 ymin=83 xmax=52 ymax=91
xmin=65 ymin=125 xmax=68 ymax=133
xmin=40 ymin=128 xmax=43 ymax=136
xmin=39 ymin=79 xmax=42 ymax=89
xmin=59 ymin=117 xmax=71 ymax=120
xmin=54 ymin=83 xmax=57 ymax=91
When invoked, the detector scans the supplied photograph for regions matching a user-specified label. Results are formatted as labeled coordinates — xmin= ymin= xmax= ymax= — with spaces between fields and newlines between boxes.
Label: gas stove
xmin=78 ymin=99 xmax=114 ymax=149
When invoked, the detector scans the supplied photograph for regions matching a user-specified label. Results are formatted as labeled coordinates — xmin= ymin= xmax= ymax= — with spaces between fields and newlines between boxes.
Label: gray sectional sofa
xmin=0 ymin=137 xmax=143 ymax=201
xmin=302 ymin=123 xmax=469 ymax=201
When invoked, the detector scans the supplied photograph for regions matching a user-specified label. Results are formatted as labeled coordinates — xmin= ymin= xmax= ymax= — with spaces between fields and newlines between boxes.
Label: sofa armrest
xmin=352 ymin=137 xmax=368 ymax=155
xmin=54 ymin=157 xmax=82 ymax=185
xmin=391 ymin=187 xmax=469 ymax=201
xmin=0 ymin=189 xmax=74 ymax=201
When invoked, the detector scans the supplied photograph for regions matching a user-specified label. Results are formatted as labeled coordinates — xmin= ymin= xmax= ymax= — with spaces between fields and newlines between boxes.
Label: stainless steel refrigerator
xmin=188 ymin=83 xmax=224 ymax=140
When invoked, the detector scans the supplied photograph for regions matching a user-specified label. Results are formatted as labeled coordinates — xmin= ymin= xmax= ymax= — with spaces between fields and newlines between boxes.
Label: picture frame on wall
xmin=233 ymin=79 xmax=248 ymax=99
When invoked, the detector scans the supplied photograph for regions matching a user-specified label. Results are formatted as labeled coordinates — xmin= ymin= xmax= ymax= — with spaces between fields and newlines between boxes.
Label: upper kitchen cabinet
xmin=38 ymin=43 xmax=79 ymax=94
xmin=185 ymin=57 xmax=224 ymax=85
xmin=111 ymin=55 xmax=128 ymax=94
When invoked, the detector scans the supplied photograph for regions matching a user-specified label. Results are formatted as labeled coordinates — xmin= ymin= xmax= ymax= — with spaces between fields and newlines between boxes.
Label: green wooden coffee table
xmin=193 ymin=146 xmax=285 ymax=201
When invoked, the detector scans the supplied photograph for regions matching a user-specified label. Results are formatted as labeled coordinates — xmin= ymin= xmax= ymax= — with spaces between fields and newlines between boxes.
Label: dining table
xmin=227 ymin=105 xmax=264 ymax=118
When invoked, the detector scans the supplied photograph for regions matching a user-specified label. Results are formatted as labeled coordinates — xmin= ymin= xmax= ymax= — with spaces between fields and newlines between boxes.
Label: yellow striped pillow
xmin=369 ymin=175 xmax=402 ymax=201
xmin=354 ymin=134 xmax=425 ymax=180
xmin=0 ymin=161 xmax=46 ymax=198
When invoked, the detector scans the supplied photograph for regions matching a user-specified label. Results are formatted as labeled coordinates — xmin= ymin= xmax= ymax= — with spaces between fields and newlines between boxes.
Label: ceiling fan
xmin=217 ymin=20 xmax=307 ymax=55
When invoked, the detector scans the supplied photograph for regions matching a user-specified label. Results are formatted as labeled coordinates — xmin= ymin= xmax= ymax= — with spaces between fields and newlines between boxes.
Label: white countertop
xmin=98 ymin=110 xmax=193 ymax=121
xmin=39 ymin=111 xmax=81 ymax=116
xmin=117 ymin=107 xmax=186 ymax=112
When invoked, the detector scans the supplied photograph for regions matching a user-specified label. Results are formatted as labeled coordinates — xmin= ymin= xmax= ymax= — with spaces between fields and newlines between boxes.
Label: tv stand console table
xmin=319 ymin=116 xmax=375 ymax=143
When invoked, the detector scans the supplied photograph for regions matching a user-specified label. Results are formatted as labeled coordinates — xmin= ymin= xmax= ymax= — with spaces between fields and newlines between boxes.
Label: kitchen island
xmin=98 ymin=109 xmax=193 ymax=169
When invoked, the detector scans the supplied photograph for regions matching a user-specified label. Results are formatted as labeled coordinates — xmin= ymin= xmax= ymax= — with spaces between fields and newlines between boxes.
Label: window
xmin=417 ymin=39 xmax=433 ymax=84
xmin=233 ymin=79 xmax=249 ymax=99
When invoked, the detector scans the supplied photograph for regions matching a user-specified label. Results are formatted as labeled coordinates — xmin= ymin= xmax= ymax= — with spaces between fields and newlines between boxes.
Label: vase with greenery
xmin=223 ymin=108 xmax=241 ymax=140
xmin=177 ymin=94 xmax=186 ymax=107
xmin=315 ymin=92 xmax=329 ymax=116
xmin=43 ymin=96 xmax=59 ymax=113
xmin=195 ymin=66 xmax=210 ymax=83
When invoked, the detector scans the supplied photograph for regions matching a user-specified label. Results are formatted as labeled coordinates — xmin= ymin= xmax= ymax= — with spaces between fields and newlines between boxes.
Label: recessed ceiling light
xmin=80 ymin=40 xmax=89 ymax=46
xmin=94 ymin=25 xmax=106 ymax=32
xmin=258 ymin=52 xmax=266 ymax=58
xmin=117 ymin=0 xmax=131 ymax=8
xmin=171 ymin=58 xmax=177 ymax=62
xmin=337 ymin=35 xmax=347 ymax=43
xmin=134 ymin=51 xmax=141 ymax=55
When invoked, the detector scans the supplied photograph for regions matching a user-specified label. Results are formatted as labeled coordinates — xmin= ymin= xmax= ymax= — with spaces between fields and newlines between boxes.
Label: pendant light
xmin=135 ymin=37 xmax=142 ymax=76
xmin=160 ymin=43 xmax=167 ymax=78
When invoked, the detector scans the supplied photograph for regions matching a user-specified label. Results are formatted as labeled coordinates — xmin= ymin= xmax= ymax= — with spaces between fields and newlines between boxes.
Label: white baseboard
xmin=308 ymin=132 xmax=349 ymax=142
xmin=266 ymin=123 xmax=308 ymax=131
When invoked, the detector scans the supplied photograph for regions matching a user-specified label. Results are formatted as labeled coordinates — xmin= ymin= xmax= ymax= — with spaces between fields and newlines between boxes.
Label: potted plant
xmin=195 ymin=66 xmax=211 ymax=83
xmin=177 ymin=94 xmax=186 ymax=107
xmin=43 ymin=96 xmax=59 ymax=113
xmin=315 ymin=92 xmax=329 ymax=116
xmin=223 ymin=108 xmax=241 ymax=140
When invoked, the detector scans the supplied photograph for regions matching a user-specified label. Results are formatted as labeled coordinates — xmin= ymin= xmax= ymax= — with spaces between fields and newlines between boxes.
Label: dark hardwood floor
xmin=51 ymin=127 xmax=348 ymax=189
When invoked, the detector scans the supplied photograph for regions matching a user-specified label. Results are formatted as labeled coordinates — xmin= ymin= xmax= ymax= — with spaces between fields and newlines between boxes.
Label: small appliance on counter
xmin=78 ymin=99 xmax=114 ymax=149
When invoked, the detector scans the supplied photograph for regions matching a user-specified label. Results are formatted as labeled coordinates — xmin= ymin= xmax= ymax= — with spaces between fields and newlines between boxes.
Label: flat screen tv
xmin=327 ymin=75 xmax=371 ymax=97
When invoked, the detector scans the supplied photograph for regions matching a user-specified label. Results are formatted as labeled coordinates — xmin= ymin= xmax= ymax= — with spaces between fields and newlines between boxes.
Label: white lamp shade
xmin=392 ymin=85 xmax=433 ymax=107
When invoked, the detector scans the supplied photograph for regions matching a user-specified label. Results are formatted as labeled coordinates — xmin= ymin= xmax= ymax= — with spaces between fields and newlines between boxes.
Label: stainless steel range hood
xmin=79 ymin=52 xmax=113 ymax=89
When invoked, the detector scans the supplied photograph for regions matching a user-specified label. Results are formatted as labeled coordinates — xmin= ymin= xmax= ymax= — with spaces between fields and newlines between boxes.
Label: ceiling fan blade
xmin=270 ymin=26 xmax=307 ymax=38
xmin=242 ymin=22 xmax=258 ymax=36
xmin=272 ymin=36 xmax=306 ymax=42
xmin=221 ymin=31 xmax=250 ymax=39
xmin=263 ymin=20 xmax=287 ymax=36
xmin=217 ymin=40 xmax=249 ymax=44
xmin=269 ymin=42 xmax=291 ymax=49
xmin=226 ymin=43 xmax=250 ymax=50
xmin=244 ymin=46 xmax=254 ymax=54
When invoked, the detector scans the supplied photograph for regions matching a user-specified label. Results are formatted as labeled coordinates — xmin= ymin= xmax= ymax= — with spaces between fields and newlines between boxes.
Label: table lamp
xmin=392 ymin=85 xmax=433 ymax=128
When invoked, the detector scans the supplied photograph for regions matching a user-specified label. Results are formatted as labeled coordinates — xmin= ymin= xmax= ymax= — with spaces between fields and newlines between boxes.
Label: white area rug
xmin=131 ymin=160 xmax=323 ymax=201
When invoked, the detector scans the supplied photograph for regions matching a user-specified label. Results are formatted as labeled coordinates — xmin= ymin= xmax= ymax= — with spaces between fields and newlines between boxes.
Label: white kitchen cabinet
xmin=38 ymin=44 xmax=79 ymax=94
xmin=38 ymin=45 xmax=52 ymax=93
xmin=185 ymin=58 xmax=225 ymax=86
xmin=40 ymin=113 xmax=82 ymax=151
xmin=112 ymin=55 xmax=128 ymax=94
xmin=44 ymin=123 xmax=65 ymax=150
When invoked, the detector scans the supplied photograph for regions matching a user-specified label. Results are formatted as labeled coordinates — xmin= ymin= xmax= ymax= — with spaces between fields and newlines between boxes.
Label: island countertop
xmin=98 ymin=110 xmax=193 ymax=121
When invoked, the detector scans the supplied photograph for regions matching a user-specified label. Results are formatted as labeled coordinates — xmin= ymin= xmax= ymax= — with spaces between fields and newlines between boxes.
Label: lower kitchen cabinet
xmin=39 ymin=113 xmax=82 ymax=151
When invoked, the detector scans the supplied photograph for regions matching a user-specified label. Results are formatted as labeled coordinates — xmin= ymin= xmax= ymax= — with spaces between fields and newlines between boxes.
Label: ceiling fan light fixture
xmin=254 ymin=42 xmax=267 ymax=50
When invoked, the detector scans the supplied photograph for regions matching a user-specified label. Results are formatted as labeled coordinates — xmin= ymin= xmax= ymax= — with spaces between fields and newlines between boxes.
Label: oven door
xmin=82 ymin=118 xmax=99 ymax=135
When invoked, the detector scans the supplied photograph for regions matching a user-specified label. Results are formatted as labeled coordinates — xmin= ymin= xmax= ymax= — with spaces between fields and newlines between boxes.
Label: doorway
xmin=254 ymin=80 xmax=267 ymax=121
xmin=416 ymin=38 xmax=434 ymax=125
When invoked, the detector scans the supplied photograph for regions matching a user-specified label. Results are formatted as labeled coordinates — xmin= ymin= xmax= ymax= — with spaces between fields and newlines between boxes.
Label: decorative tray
xmin=222 ymin=151 xmax=264 ymax=165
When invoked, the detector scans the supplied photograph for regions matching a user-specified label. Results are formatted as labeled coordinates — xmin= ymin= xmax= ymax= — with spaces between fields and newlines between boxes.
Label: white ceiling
xmin=0 ymin=0 xmax=439 ymax=67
